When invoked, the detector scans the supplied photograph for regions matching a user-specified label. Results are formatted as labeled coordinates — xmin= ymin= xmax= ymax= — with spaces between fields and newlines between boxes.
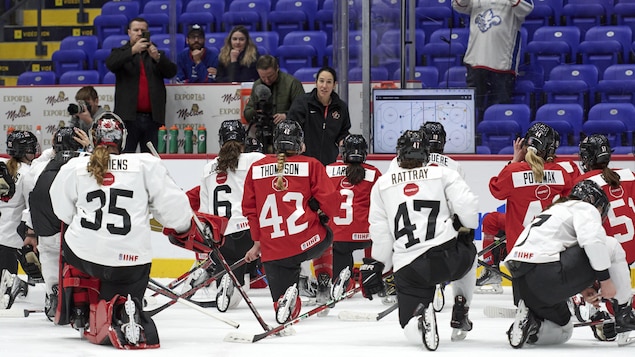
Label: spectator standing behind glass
xmin=451 ymin=0 xmax=533 ymax=120
xmin=106 ymin=17 xmax=177 ymax=153
xmin=71 ymin=86 xmax=105 ymax=133
xmin=216 ymin=25 xmax=259 ymax=83
xmin=287 ymin=66 xmax=351 ymax=166
xmin=176 ymin=25 xmax=218 ymax=83
xmin=243 ymin=55 xmax=304 ymax=125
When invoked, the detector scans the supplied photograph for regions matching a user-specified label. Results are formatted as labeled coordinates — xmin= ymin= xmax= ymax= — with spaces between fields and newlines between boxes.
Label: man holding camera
xmin=106 ymin=17 xmax=177 ymax=153
xmin=69 ymin=86 xmax=105 ymax=133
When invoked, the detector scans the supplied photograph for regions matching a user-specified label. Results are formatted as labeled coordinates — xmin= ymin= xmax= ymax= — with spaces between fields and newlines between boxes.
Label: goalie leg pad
xmin=56 ymin=263 xmax=100 ymax=327
xmin=92 ymin=295 xmax=160 ymax=349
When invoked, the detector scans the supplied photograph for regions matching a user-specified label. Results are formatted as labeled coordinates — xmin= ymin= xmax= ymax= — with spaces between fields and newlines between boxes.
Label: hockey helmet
xmin=396 ymin=130 xmax=429 ymax=164
xmin=53 ymin=127 xmax=83 ymax=153
xmin=421 ymin=121 xmax=446 ymax=154
xmin=579 ymin=134 xmax=612 ymax=173
xmin=218 ymin=119 xmax=246 ymax=147
xmin=523 ymin=122 xmax=557 ymax=160
xmin=273 ymin=119 xmax=304 ymax=153
xmin=341 ymin=134 xmax=368 ymax=164
xmin=569 ymin=179 xmax=610 ymax=219
xmin=6 ymin=130 xmax=38 ymax=158
xmin=244 ymin=136 xmax=264 ymax=153
xmin=90 ymin=112 xmax=127 ymax=152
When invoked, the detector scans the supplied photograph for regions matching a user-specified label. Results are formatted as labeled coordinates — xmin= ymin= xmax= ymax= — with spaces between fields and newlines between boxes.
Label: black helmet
xmin=90 ymin=112 xmax=127 ymax=152
xmin=244 ymin=136 xmax=264 ymax=153
xmin=6 ymin=130 xmax=38 ymax=158
xmin=341 ymin=134 xmax=368 ymax=163
xmin=53 ymin=127 xmax=83 ymax=153
xmin=569 ymin=179 xmax=610 ymax=219
xmin=579 ymin=134 xmax=612 ymax=173
xmin=397 ymin=130 xmax=429 ymax=164
xmin=421 ymin=122 xmax=446 ymax=154
xmin=218 ymin=119 xmax=246 ymax=147
xmin=273 ymin=119 xmax=304 ymax=153
xmin=524 ymin=122 xmax=557 ymax=160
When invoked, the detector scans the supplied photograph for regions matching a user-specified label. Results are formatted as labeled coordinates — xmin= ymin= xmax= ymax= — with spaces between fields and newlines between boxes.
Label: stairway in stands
xmin=0 ymin=0 xmax=105 ymax=86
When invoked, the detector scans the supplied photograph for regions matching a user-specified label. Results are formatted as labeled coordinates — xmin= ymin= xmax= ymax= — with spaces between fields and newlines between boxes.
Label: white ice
xmin=1 ymin=278 xmax=631 ymax=356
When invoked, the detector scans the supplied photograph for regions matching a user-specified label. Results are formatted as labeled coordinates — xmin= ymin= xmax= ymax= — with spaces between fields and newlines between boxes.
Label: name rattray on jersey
xmin=576 ymin=168 xmax=635 ymax=265
xmin=489 ymin=161 xmax=572 ymax=249
xmin=242 ymin=155 xmax=340 ymax=262
xmin=325 ymin=162 xmax=382 ymax=242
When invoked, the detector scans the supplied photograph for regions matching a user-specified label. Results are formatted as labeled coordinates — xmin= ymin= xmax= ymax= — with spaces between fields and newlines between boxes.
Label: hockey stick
xmin=145 ymin=258 xmax=247 ymax=316
xmin=0 ymin=308 xmax=44 ymax=318
xmin=150 ymin=255 xmax=215 ymax=297
xmin=147 ymin=278 xmax=239 ymax=328
xmin=477 ymin=235 xmax=506 ymax=257
xmin=338 ymin=302 xmax=398 ymax=322
xmin=224 ymin=284 xmax=362 ymax=343
xmin=477 ymin=259 xmax=512 ymax=281
xmin=147 ymin=141 xmax=270 ymax=331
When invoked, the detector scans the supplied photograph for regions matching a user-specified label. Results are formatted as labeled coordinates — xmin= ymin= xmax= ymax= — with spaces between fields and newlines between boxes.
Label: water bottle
xmin=157 ymin=125 xmax=167 ymax=154
xmin=35 ymin=125 xmax=43 ymax=152
xmin=197 ymin=125 xmax=207 ymax=154
xmin=168 ymin=124 xmax=179 ymax=154
xmin=184 ymin=125 xmax=193 ymax=154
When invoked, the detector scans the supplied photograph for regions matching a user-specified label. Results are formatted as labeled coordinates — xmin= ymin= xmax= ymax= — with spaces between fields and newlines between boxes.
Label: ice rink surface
xmin=2 ymin=278 xmax=632 ymax=356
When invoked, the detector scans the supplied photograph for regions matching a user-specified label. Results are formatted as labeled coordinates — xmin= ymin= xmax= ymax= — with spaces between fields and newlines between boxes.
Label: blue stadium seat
xmin=250 ymin=31 xmax=279 ymax=56
xmin=374 ymin=29 xmax=425 ymax=74
xmin=348 ymin=30 xmax=377 ymax=67
xmin=94 ymin=35 xmax=129 ymax=80
xmin=523 ymin=0 xmax=564 ymax=41
xmin=269 ymin=0 xmax=318 ymax=41
xmin=138 ymin=13 xmax=169 ymax=35
xmin=152 ymin=33 xmax=186 ymax=54
xmin=428 ymin=28 xmax=470 ymax=49
xmin=93 ymin=14 xmax=128 ymax=46
xmin=102 ymin=71 xmax=116 ymax=84
xmin=596 ymin=64 xmax=635 ymax=104
xmin=17 ymin=71 xmax=56 ymax=86
xmin=59 ymin=35 xmax=98 ymax=69
xmin=185 ymin=0 xmax=225 ymax=32
xmin=179 ymin=12 xmax=215 ymax=33
xmin=414 ymin=0 xmax=454 ymax=37
xmin=535 ymin=103 xmax=584 ymax=145
xmin=223 ymin=0 xmax=271 ymax=32
xmin=58 ymin=70 xmax=100 ymax=85
xmin=562 ymin=0 xmax=611 ymax=37
xmin=579 ymin=26 xmax=632 ymax=76
xmin=477 ymin=120 xmax=522 ymax=155
xmin=52 ymin=49 xmax=87 ymax=79
xmin=101 ymin=0 xmax=141 ymax=21
xmin=526 ymin=26 xmax=581 ymax=82
xmin=393 ymin=66 xmax=439 ymax=88
xmin=143 ymin=0 xmax=183 ymax=16
xmin=614 ymin=2 xmax=635 ymax=36
xmin=293 ymin=67 xmax=321 ymax=82
xmin=582 ymin=119 xmax=628 ymax=147
xmin=205 ymin=32 xmax=226 ymax=51
xmin=612 ymin=146 xmax=634 ymax=155
xmin=587 ymin=102 xmax=635 ymax=145
xmin=481 ymin=103 xmax=532 ymax=134
xmin=421 ymin=42 xmax=466 ymax=83
xmin=542 ymin=64 xmax=599 ymax=107
xmin=348 ymin=67 xmax=389 ymax=81
xmin=277 ymin=31 xmax=327 ymax=73
xmin=438 ymin=66 xmax=467 ymax=88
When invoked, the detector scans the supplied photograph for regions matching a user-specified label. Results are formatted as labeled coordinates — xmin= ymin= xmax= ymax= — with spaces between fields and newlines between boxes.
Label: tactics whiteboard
xmin=372 ymin=87 xmax=476 ymax=154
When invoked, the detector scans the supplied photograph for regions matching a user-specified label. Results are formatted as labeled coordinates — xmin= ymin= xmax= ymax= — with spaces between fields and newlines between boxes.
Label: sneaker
xmin=416 ymin=303 xmax=439 ymax=351
xmin=45 ymin=284 xmax=59 ymax=322
xmin=216 ymin=274 xmax=235 ymax=313
xmin=613 ymin=299 xmax=635 ymax=333
xmin=507 ymin=299 xmax=540 ymax=348
xmin=451 ymin=295 xmax=473 ymax=341
xmin=316 ymin=273 xmax=331 ymax=317
xmin=381 ymin=274 xmax=397 ymax=306
xmin=0 ymin=269 xmax=12 ymax=309
xmin=120 ymin=294 xmax=143 ymax=346
xmin=276 ymin=284 xmax=299 ymax=324
xmin=5 ymin=274 xmax=28 ymax=309
xmin=474 ymin=267 xmax=503 ymax=294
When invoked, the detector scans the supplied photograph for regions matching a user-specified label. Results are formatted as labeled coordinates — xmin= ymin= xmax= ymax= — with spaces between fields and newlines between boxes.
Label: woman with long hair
xmin=216 ymin=25 xmax=259 ymax=83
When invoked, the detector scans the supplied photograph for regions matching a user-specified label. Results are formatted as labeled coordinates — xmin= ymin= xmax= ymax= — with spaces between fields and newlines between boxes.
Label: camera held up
xmin=67 ymin=100 xmax=88 ymax=116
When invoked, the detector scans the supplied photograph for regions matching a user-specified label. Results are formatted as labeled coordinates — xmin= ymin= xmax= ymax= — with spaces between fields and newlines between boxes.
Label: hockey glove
xmin=590 ymin=310 xmax=617 ymax=341
xmin=359 ymin=257 xmax=385 ymax=300
xmin=0 ymin=162 xmax=15 ymax=202
xmin=163 ymin=212 xmax=228 ymax=253
xmin=17 ymin=245 xmax=43 ymax=282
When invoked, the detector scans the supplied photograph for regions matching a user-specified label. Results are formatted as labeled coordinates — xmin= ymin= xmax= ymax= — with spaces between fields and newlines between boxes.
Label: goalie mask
xmin=6 ymin=130 xmax=38 ymax=158
xmin=397 ymin=130 xmax=429 ymax=164
xmin=341 ymin=134 xmax=367 ymax=164
xmin=524 ymin=122 xmax=557 ymax=160
xmin=421 ymin=122 xmax=446 ymax=154
xmin=90 ymin=112 xmax=127 ymax=152
xmin=579 ymin=134 xmax=612 ymax=173
xmin=218 ymin=119 xmax=246 ymax=147
xmin=273 ymin=119 xmax=304 ymax=154
xmin=569 ymin=179 xmax=610 ymax=219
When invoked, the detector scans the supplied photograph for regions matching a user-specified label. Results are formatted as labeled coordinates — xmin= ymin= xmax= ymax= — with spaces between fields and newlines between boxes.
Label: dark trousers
xmin=333 ymin=241 xmax=371 ymax=282
xmin=0 ymin=244 xmax=17 ymax=274
xmin=509 ymin=245 xmax=596 ymax=326
xmin=123 ymin=113 xmax=160 ymax=153
xmin=212 ymin=230 xmax=254 ymax=286
xmin=466 ymin=65 xmax=516 ymax=121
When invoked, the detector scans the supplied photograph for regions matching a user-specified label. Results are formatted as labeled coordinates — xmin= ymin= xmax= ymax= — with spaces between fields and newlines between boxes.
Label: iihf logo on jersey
xmin=475 ymin=9 xmax=501 ymax=33
xmin=119 ymin=253 xmax=139 ymax=262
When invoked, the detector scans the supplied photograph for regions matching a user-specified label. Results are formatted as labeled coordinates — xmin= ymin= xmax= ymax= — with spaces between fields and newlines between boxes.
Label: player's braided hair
xmin=275 ymin=152 xmax=287 ymax=191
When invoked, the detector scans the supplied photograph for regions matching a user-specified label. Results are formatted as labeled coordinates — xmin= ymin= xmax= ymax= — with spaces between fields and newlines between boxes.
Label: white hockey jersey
xmin=369 ymin=165 xmax=478 ymax=272
xmin=199 ymin=152 xmax=265 ymax=235
xmin=387 ymin=153 xmax=465 ymax=178
xmin=0 ymin=161 xmax=31 ymax=249
xmin=50 ymin=153 xmax=192 ymax=267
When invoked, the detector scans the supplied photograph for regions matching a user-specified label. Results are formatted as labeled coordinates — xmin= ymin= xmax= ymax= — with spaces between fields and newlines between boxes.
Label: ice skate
xmin=0 ymin=269 xmax=12 ymax=309
xmin=316 ymin=273 xmax=332 ymax=317
xmin=416 ymin=303 xmax=438 ymax=351
xmin=5 ymin=274 xmax=28 ymax=309
xmin=331 ymin=267 xmax=351 ymax=300
xmin=45 ymin=284 xmax=59 ymax=322
xmin=508 ymin=299 xmax=540 ymax=348
xmin=450 ymin=295 xmax=473 ymax=341
xmin=216 ymin=274 xmax=241 ymax=312
xmin=474 ymin=267 xmax=503 ymax=294
xmin=381 ymin=274 xmax=397 ymax=305
xmin=120 ymin=294 xmax=143 ymax=346
xmin=276 ymin=284 xmax=299 ymax=324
